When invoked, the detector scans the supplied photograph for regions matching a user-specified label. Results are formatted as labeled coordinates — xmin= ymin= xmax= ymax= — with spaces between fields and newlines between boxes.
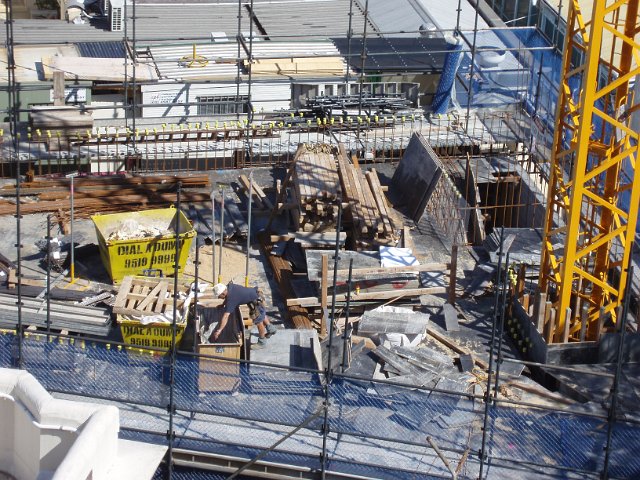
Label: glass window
xmin=196 ymin=95 xmax=248 ymax=116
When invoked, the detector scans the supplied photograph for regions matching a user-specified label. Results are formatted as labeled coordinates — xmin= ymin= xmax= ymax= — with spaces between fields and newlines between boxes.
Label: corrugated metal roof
xmin=0 ymin=19 xmax=123 ymax=44
xmin=366 ymin=0 xmax=439 ymax=37
xmin=150 ymin=40 xmax=344 ymax=81
xmin=251 ymin=0 xmax=369 ymax=39
xmin=332 ymin=37 xmax=449 ymax=73
xmin=0 ymin=0 xmax=376 ymax=45
xmin=76 ymin=41 xmax=127 ymax=58
xmin=417 ymin=0 xmax=490 ymax=31
xmin=151 ymin=43 xmax=239 ymax=81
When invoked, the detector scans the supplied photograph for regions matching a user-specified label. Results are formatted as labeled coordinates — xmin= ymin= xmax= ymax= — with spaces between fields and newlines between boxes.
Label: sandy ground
xmin=182 ymin=243 xmax=260 ymax=288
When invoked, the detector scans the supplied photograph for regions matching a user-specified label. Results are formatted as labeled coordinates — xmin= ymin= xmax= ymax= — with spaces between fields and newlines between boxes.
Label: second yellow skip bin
xmin=92 ymin=207 xmax=195 ymax=283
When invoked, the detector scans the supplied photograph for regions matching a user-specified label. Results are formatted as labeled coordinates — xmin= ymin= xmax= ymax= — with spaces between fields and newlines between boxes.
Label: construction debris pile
xmin=106 ymin=220 xmax=173 ymax=242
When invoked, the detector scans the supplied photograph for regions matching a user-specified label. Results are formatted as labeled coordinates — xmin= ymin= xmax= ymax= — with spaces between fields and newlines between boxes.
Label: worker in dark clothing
xmin=212 ymin=283 xmax=277 ymax=347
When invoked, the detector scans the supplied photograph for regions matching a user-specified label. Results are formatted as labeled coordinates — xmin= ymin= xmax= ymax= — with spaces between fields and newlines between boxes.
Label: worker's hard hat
xmin=213 ymin=283 xmax=227 ymax=297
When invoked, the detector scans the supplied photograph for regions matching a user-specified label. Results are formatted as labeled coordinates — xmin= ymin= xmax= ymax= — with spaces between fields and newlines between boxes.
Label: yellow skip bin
xmin=92 ymin=207 xmax=195 ymax=283
xmin=118 ymin=316 xmax=186 ymax=352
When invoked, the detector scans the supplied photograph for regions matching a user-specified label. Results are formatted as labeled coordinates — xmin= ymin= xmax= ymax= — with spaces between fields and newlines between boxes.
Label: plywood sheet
xmin=42 ymin=56 xmax=158 ymax=82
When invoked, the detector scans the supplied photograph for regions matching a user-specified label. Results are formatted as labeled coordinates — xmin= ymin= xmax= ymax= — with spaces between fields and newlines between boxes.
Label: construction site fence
xmin=1 ymin=329 xmax=639 ymax=479
xmin=0 ymin=109 xmax=527 ymax=178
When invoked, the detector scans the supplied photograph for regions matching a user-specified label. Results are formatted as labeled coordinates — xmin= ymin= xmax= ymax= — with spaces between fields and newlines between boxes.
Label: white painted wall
xmin=90 ymin=94 xmax=127 ymax=120
xmin=141 ymin=82 xmax=291 ymax=119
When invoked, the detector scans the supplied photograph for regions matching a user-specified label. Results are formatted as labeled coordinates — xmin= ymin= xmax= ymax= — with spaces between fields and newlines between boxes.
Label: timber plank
xmin=136 ymin=281 xmax=164 ymax=311
xmin=287 ymin=286 xmax=447 ymax=307
xmin=114 ymin=276 xmax=133 ymax=309
xmin=366 ymin=169 xmax=393 ymax=235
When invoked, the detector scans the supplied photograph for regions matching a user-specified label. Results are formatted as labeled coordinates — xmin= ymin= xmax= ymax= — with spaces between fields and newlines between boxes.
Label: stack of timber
xmin=269 ymin=232 xmax=347 ymax=250
xmin=336 ymin=145 xmax=398 ymax=248
xmin=0 ymin=174 xmax=210 ymax=223
xmin=2 ymin=270 xmax=115 ymax=303
xmin=0 ymin=293 xmax=111 ymax=336
xmin=291 ymin=144 xmax=342 ymax=232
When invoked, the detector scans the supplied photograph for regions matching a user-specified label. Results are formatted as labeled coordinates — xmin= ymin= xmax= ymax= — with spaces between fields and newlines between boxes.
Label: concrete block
xmin=442 ymin=303 xmax=459 ymax=332
xmin=458 ymin=354 xmax=474 ymax=372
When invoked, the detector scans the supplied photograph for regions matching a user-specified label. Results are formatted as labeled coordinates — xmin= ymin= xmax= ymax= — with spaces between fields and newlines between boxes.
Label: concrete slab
xmin=249 ymin=328 xmax=321 ymax=370
xmin=483 ymin=228 xmax=544 ymax=265
xmin=107 ymin=439 xmax=167 ymax=480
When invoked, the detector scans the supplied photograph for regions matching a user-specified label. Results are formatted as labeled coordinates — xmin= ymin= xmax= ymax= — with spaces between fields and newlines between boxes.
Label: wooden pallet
xmin=113 ymin=276 xmax=188 ymax=317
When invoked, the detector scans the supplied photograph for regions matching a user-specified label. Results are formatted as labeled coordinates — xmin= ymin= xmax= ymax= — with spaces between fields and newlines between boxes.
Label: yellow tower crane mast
xmin=539 ymin=0 xmax=640 ymax=342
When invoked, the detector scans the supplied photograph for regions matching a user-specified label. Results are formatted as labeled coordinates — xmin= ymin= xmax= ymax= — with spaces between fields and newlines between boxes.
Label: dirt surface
xmin=182 ymin=243 xmax=260 ymax=287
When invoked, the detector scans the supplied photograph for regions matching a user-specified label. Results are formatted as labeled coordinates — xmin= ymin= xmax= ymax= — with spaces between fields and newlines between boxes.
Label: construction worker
xmin=212 ymin=283 xmax=277 ymax=347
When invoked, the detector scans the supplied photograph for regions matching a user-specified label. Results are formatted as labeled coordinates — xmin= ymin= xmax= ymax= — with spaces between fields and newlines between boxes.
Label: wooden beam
xmin=534 ymin=292 xmax=547 ymax=334
xmin=114 ymin=276 xmax=133 ymax=310
xmin=238 ymin=174 xmax=273 ymax=210
xmin=52 ymin=71 xmax=65 ymax=106
xmin=311 ymin=262 xmax=450 ymax=281
xmin=155 ymin=281 xmax=169 ymax=313
xmin=365 ymin=169 xmax=393 ymax=235
xmin=287 ymin=286 xmax=447 ymax=307
xmin=401 ymin=225 xmax=414 ymax=251
xmin=579 ymin=303 xmax=589 ymax=342
xmin=270 ymin=231 xmax=346 ymax=247
xmin=516 ymin=264 xmax=526 ymax=299
xmin=544 ymin=305 xmax=555 ymax=343
xmin=596 ymin=307 xmax=606 ymax=341
xmin=135 ymin=281 xmax=166 ymax=311
xmin=560 ymin=307 xmax=571 ymax=343
xmin=7 ymin=270 xmax=44 ymax=287
xmin=521 ymin=293 xmax=530 ymax=314
xmin=352 ymin=335 xmax=377 ymax=350
xmin=258 ymin=231 xmax=313 ymax=329
xmin=238 ymin=174 xmax=263 ymax=209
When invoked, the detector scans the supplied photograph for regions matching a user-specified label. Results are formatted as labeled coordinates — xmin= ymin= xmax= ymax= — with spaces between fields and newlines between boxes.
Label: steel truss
xmin=540 ymin=0 xmax=640 ymax=341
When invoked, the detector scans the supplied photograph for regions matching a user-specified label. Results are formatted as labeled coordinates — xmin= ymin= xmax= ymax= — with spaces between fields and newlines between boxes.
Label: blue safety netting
xmin=2 ymin=332 xmax=640 ymax=479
